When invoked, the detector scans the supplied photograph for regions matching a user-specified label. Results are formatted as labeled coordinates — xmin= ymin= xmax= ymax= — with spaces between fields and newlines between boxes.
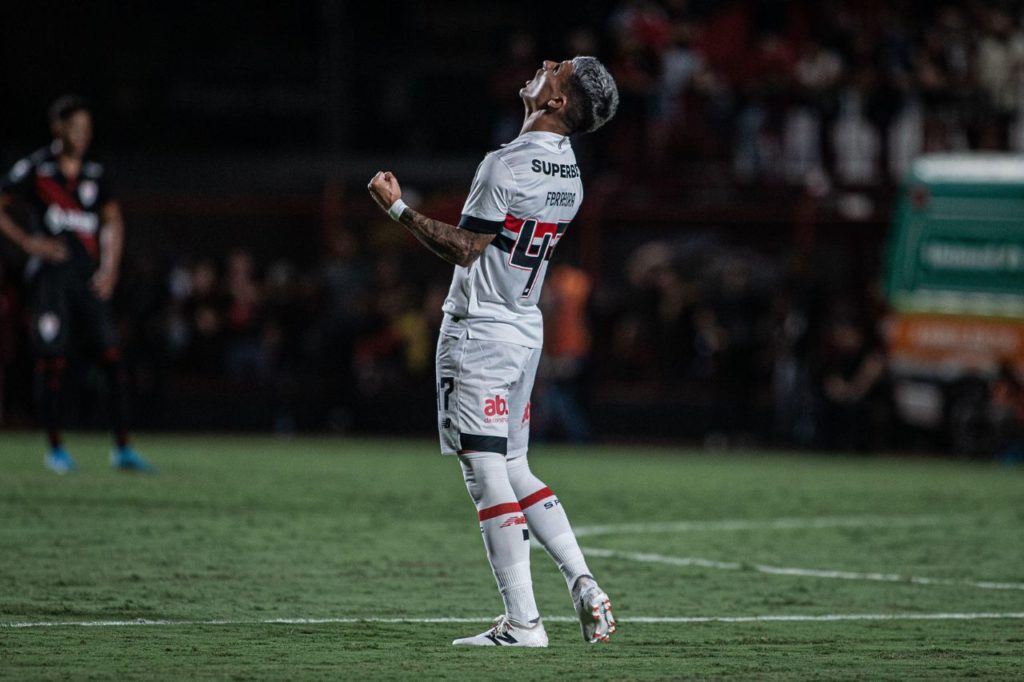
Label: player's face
xmin=520 ymin=59 xmax=575 ymax=109
xmin=57 ymin=111 xmax=93 ymax=158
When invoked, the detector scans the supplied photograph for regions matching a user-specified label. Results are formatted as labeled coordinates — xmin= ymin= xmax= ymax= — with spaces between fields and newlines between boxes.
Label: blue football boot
xmin=111 ymin=445 xmax=157 ymax=473
xmin=45 ymin=446 xmax=78 ymax=474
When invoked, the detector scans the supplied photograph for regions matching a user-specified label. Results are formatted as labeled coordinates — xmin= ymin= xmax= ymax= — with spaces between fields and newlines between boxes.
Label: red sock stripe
xmin=477 ymin=502 xmax=522 ymax=522
xmin=518 ymin=487 xmax=555 ymax=509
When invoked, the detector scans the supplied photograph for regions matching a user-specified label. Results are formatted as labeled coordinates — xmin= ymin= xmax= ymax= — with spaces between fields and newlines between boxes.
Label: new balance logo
xmin=484 ymin=396 xmax=508 ymax=417
xmin=499 ymin=514 xmax=527 ymax=528
xmin=485 ymin=632 xmax=518 ymax=645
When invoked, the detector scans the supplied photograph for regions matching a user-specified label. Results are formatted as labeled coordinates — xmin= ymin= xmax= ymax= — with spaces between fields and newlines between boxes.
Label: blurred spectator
xmin=536 ymin=264 xmax=594 ymax=443
xmin=354 ymin=254 xmax=414 ymax=397
xmin=320 ymin=226 xmax=369 ymax=429
xmin=651 ymin=0 xmax=706 ymax=153
xmin=584 ymin=0 xmax=1024 ymax=184
xmin=990 ymin=362 xmax=1024 ymax=464
xmin=223 ymin=249 xmax=265 ymax=380
xmin=818 ymin=311 xmax=889 ymax=451
xmin=708 ymin=257 xmax=768 ymax=444
xmin=184 ymin=258 xmax=225 ymax=375
xmin=769 ymin=269 xmax=823 ymax=448
xmin=262 ymin=259 xmax=303 ymax=432
xmin=608 ymin=1 xmax=665 ymax=167
xmin=976 ymin=8 xmax=1024 ymax=135
xmin=116 ymin=249 xmax=171 ymax=424
xmin=0 ymin=262 xmax=17 ymax=423
xmin=832 ymin=86 xmax=881 ymax=185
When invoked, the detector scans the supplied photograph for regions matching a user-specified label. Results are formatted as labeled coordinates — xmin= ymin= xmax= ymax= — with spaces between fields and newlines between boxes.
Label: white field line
xmin=583 ymin=547 xmax=1024 ymax=591
xmin=3 ymin=613 xmax=1024 ymax=629
xmin=573 ymin=514 xmax=961 ymax=538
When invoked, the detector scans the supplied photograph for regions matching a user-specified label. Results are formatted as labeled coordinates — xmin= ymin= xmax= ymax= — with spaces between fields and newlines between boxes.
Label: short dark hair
xmin=48 ymin=94 xmax=90 ymax=125
xmin=564 ymin=57 xmax=619 ymax=135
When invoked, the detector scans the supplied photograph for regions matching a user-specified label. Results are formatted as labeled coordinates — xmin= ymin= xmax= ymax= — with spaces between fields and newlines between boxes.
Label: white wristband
xmin=387 ymin=198 xmax=408 ymax=221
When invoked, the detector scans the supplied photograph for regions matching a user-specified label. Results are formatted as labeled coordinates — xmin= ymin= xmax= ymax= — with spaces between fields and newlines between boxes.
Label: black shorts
xmin=29 ymin=265 xmax=117 ymax=357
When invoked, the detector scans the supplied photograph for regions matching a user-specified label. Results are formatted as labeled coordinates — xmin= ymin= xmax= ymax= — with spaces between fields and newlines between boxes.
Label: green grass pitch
xmin=1 ymin=433 xmax=1022 ymax=680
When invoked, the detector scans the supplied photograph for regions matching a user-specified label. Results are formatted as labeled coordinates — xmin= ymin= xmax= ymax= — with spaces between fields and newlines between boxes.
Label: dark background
xmin=2 ymin=1 xmax=1022 ymax=454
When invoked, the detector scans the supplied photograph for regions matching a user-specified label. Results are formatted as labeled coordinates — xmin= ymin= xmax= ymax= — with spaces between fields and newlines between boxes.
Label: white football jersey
xmin=441 ymin=131 xmax=583 ymax=348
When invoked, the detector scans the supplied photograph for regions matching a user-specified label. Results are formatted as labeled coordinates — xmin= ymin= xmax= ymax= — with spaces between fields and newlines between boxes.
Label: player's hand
xmin=367 ymin=171 xmax=402 ymax=213
xmin=91 ymin=267 xmax=118 ymax=301
xmin=22 ymin=235 xmax=68 ymax=262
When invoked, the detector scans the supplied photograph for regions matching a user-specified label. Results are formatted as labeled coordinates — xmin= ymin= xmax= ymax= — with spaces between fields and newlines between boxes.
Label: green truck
xmin=884 ymin=153 xmax=1024 ymax=452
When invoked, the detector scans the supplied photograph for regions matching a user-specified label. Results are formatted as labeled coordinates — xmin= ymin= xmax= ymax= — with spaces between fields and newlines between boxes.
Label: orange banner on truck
xmin=885 ymin=313 xmax=1024 ymax=372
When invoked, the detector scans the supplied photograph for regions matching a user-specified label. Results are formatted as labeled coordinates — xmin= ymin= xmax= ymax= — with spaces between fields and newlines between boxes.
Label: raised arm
xmin=368 ymin=171 xmax=494 ymax=268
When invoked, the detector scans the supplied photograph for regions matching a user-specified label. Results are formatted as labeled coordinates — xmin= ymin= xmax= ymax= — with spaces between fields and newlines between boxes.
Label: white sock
xmin=507 ymin=454 xmax=593 ymax=591
xmin=460 ymin=452 xmax=539 ymax=624
xmin=492 ymin=562 xmax=537 ymax=626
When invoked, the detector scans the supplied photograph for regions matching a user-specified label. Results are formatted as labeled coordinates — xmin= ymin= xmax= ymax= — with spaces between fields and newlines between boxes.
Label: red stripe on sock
xmin=478 ymin=502 xmax=522 ymax=522
xmin=518 ymin=487 xmax=555 ymax=509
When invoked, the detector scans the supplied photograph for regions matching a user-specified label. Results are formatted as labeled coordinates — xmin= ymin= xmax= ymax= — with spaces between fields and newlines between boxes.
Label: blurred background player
xmin=0 ymin=95 xmax=154 ymax=473
xmin=369 ymin=56 xmax=619 ymax=647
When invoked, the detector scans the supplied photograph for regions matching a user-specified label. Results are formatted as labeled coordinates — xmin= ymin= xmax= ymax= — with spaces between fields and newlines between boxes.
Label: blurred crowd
xmin=3 ymin=0 xmax=1024 ymax=456
xmin=2 ymin=222 xmax=1020 ymax=457
xmin=490 ymin=0 xmax=1024 ymax=183
xmin=591 ymin=237 xmax=892 ymax=449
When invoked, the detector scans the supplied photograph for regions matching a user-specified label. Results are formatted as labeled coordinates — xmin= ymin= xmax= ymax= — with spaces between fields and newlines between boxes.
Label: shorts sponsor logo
xmin=522 ymin=401 xmax=531 ymax=424
xmin=483 ymin=395 xmax=508 ymax=423
xmin=38 ymin=312 xmax=60 ymax=343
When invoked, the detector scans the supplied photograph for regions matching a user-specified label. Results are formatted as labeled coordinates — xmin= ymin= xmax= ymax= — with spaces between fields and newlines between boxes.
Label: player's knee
xmin=506 ymin=455 xmax=546 ymax=498
xmin=459 ymin=451 xmax=514 ymax=509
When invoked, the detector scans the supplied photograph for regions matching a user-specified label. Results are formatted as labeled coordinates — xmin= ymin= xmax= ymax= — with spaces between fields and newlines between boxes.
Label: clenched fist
xmin=368 ymin=171 xmax=402 ymax=213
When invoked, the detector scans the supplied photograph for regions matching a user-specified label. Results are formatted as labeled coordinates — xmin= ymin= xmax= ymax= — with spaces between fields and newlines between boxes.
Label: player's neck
xmin=57 ymin=152 xmax=82 ymax=179
xmin=519 ymin=110 xmax=570 ymax=137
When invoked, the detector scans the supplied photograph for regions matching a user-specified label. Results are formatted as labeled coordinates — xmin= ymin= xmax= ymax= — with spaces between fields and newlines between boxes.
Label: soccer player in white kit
xmin=368 ymin=57 xmax=618 ymax=647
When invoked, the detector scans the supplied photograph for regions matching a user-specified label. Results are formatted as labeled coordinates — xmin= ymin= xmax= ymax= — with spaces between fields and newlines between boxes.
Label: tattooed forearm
xmin=398 ymin=208 xmax=495 ymax=267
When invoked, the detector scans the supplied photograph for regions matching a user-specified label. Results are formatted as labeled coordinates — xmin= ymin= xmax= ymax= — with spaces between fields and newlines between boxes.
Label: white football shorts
xmin=435 ymin=329 xmax=540 ymax=457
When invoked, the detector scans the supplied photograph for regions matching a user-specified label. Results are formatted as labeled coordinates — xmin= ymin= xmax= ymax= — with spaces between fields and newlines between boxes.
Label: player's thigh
xmin=436 ymin=334 xmax=531 ymax=455
xmin=28 ymin=271 xmax=71 ymax=357
xmin=72 ymin=285 xmax=119 ymax=356
xmin=507 ymin=347 xmax=541 ymax=459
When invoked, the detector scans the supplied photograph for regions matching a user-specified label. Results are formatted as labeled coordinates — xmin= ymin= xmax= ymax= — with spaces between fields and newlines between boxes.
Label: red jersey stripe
xmin=33 ymin=175 xmax=99 ymax=259
xmin=503 ymin=215 xmax=565 ymax=236
xmin=504 ymin=215 xmax=524 ymax=234
xmin=518 ymin=486 xmax=555 ymax=509
xmin=478 ymin=501 xmax=522 ymax=521
xmin=34 ymin=176 xmax=82 ymax=211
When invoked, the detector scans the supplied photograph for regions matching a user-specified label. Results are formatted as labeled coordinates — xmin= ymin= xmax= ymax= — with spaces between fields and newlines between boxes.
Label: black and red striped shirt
xmin=1 ymin=143 xmax=113 ymax=272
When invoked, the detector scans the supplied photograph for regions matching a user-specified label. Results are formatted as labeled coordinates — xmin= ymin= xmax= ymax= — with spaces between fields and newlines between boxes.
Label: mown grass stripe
xmin=583 ymin=547 xmax=1024 ymax=590
xmin=4 ymin=612 xmax=1024 ymax=628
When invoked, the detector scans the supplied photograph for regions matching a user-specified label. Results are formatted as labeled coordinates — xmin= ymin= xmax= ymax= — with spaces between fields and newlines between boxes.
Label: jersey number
xmin=438 ymin=377 xmax=454 ymax=411
xmin=508 ymin=220 xmax=569 ymax=297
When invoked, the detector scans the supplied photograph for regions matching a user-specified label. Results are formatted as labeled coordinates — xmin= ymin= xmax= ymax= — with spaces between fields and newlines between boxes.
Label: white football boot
xmin=452 ymin=615 xmax=548 ymax=647
xmin=572 ymin=577 xmax=616 ymax=643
